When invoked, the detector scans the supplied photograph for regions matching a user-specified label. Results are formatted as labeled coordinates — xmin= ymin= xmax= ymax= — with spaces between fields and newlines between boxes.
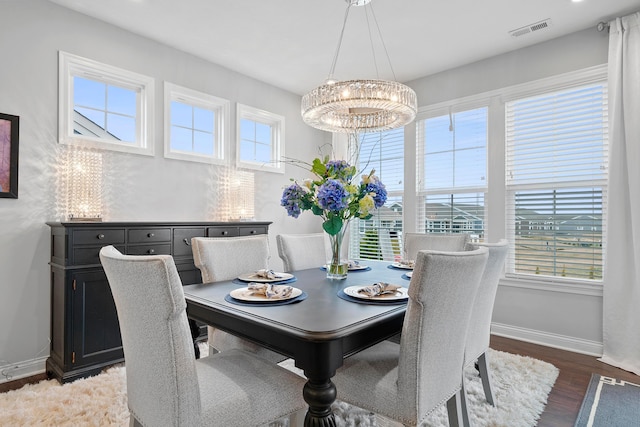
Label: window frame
xmin=236 ymin=103 xmax=284 ymax=173
xmin=58 ymin=51 xmax=154 ymax=156
xmin=415 ymin=103 xmax=489 ymax=240
xmin=350 ymin=128 xmax=405 ymax=262
xmin=163 ymin=82 xmax=229 ymax=164
xmin=411 ymin=64 xmax=607 ymax=289
xmin=504 ymin=80 xmax=608 ymax=284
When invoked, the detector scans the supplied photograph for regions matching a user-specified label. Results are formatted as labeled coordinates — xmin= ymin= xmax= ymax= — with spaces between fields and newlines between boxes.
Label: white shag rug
xmin=0 ymin=346 xmax=558 ymax=427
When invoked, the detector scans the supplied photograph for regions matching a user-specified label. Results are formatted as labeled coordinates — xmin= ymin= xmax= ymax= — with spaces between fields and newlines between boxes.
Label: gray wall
xmin=0 ymin=0 xmax=324 ymax=380
xmin=406 ymin=26 xmax=609 ymax=355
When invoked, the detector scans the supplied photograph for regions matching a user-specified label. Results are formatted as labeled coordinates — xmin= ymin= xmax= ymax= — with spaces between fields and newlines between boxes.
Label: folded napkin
xmin=251 ymin=269 xmax=283 ymax=280
xmin=358 ymin=282 xmax=402 ymax=297
xmin=247 ymin=283 xmax=293 ymax=299
xmin=398 ymin=259 xmax=415 ymax=268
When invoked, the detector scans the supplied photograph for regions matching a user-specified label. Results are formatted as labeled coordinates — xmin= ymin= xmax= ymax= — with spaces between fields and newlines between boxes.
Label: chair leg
xmin=446 ymin=391 xmax=464 ymax=427
xmin=460 ymin=374 xmax=472 ymax=427
xmin=477 ymin=352 xmax=495 ymax=406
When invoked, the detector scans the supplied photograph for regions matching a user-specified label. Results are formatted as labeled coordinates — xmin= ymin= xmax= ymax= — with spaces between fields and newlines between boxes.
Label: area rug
xmin=0 ymin=347 xmax=557 ymax=426
xmin=574 ymin=374 xmax=640 ymax=427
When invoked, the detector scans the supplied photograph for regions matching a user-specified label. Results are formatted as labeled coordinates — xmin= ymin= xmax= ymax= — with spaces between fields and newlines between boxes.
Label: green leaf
xmin=312 ymin=158 xmax=326 ymax=177
xmin=323 ymin=216 xmax=343 ymax=235
xmin=311 ymin=205 xmax=323 ymax=216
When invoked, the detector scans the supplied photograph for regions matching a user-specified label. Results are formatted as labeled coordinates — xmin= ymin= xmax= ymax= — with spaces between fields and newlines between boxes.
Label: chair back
xmin=398 ymin=247 xmax=488 ymax=420
xmin=276 ymin=233 xmax=327 ymax=272
xmin=464 ymin=239 xmax=509 ymax=363
xmin=99 ymin=245 xmax=200 ymax=427
xmin=403 ymin=232 xmax=470 ymax=260
xmin=191 ymin=235 xmax=269 ymax=282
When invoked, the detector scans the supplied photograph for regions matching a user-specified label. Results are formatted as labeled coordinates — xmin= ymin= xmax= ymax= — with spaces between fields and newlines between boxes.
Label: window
xmin=164 ymin=83 xmax=229 ymax=164
xmin=350 ymin=128 xmax=404 ymax=261
xmin=416 ymin=107 xmax=488 ymax=241
xmin=58 ymin=51 xmax=154 ymax=156
xmin=505 ymin=83 xmax=608 ymax=281
xmin=236 ymin=104 xmax=284 ymax=173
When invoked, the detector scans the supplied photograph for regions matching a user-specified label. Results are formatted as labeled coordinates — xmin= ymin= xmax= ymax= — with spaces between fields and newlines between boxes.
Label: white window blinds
xmin=505 ymin=83 xmax=608 ymax=281
xmin=350 ymin=128 xmax=404 ymax=261
xmin=416 ymin=107 xmax=487 ymax=241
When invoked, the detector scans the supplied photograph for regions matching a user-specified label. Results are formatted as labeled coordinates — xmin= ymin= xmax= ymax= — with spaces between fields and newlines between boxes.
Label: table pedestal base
xmin=303 ymin=378 xmax=337 ymax=426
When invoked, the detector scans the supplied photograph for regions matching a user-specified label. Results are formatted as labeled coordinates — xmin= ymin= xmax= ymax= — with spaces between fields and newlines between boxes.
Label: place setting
xmin=321 ymin=260 xmax=371 ymax=272
xmin=226 ymin=269 xmax=307 ymax=306
xmin=337 ymin=282 xmax=409 ymax=305
xmin=388 ymin=259 xmax=415 ymax=270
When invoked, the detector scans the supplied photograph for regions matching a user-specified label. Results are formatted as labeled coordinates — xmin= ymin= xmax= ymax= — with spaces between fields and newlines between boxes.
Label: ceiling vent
xmin=509 ymin=19 xmax=552 ymax=38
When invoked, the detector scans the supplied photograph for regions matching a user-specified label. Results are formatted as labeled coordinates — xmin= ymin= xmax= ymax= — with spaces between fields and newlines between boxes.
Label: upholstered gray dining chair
xmin=276 ymin=233 xmax=327 ymax=272
xmin=463 ymin=239 xmax=509 ymax=407
xmin=331 ymin=247 xmax=489 ymax=427
xmin=99 ymin=245 xmax=306 ymax=427
xmin=191 ymin=235 xmax=285 ymax=362
xmin=403 ymin=232 xmax=470 ymax=260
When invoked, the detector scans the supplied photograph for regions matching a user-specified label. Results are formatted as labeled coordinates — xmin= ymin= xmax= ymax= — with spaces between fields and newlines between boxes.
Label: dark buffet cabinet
xmin=46 ymin=221 xmax=271 ymax=383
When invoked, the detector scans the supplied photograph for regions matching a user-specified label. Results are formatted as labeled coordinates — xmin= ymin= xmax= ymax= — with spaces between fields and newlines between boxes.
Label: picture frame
xmin=0 ymin=113 xmax=19 ymax=198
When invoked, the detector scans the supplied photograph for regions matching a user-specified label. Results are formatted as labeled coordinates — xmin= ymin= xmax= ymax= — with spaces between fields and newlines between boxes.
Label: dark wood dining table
xmin=183 ymin=260 xmax=409 ymax=427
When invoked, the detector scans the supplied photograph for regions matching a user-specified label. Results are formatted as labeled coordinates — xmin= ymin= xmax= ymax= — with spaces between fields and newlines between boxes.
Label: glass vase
xmin=326 ymin=227 xmax=348 ymax=280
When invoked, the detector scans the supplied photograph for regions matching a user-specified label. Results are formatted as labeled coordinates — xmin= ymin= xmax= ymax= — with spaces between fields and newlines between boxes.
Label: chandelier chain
xmin=328 ymin=2 xmax=353 ymax=81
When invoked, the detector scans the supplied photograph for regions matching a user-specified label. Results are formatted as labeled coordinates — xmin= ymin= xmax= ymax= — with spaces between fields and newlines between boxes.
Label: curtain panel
xmin=601 ymin=11 xmax=640 ymax=375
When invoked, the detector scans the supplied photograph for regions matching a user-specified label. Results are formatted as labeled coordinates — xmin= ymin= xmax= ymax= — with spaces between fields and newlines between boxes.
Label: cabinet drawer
xmin=173 ymin=228 xmax=206 ymax=257
xmin=74 ymin=229 xmax=125 ymax=245
xmin=207 ymin=227 xmax=239 ymax=237
xmin=126 ymin=244 xmax=171 ymax=256
xmin=239 ymin=226 xmax=267 ymax=236
xmin=73 ymin=244 xmax=125 ymax=266
xmin=128 ymin=228 xmax=171 ymax=243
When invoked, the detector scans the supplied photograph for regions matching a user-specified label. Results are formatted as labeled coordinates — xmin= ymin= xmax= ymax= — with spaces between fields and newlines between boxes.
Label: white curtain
xmin=601 ymin=11 xmax=640 ymax=375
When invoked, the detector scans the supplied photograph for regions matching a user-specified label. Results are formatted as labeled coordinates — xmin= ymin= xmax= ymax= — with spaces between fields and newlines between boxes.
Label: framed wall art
xmin=0 ymin=113 xmax=19 ymax=198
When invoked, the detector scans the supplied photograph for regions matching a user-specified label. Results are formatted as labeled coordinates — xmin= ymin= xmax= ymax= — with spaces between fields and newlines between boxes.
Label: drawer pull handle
xmin=222 ymin=231 xmax=228 ymax=236
xmin=249 ymin=230 xmax=256 ymax=234
xmin=147 ymin=249 xmax=155 ymax=254
xmin=147 ymin=233 xmax=155 ymax=238
xmin=97 ymin=234 xmax=105 ymax=240
xmin=183 ymin=238 xmax=191 ymax=246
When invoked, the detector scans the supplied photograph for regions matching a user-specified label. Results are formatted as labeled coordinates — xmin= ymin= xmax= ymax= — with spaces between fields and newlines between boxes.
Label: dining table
xmin=183 ymin=259 xmax=412 ymax=427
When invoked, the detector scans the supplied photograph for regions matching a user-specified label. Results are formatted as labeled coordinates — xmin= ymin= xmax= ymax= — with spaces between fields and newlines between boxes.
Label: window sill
xmin=500 ymin=275 xmax=603 ymax=296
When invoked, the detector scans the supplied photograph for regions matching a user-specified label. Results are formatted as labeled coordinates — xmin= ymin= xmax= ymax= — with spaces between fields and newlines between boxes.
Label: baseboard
xmin=492 ymin=322 xmax=603 ymax=357
xmin=0 ymin=356 xmax=47 ymax=384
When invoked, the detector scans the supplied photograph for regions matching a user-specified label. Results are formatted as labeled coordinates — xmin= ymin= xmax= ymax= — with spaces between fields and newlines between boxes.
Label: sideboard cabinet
xmin=46 ymin=221 xmax=271 ymax=383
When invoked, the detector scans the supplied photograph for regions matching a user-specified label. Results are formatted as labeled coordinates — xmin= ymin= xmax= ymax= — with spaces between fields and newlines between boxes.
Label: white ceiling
xmin=49 ymin=0 xmax=639 ymax=96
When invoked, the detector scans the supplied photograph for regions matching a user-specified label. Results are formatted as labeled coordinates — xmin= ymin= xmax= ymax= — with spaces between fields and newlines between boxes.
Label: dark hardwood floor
xmin=1 ymin=335 xmax=639 ymax=426
xmin=490 ymin=335 xmax=640 ymax=427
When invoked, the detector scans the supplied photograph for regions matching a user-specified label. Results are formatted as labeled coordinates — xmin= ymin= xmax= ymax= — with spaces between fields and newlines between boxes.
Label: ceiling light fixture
xmin=301 ymin=0 xmax=417 ymax=133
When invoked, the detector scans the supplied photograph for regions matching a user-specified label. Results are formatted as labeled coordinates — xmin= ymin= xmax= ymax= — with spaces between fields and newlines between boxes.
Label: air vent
xmin=509 ymin=19 xmax=552 ymax=37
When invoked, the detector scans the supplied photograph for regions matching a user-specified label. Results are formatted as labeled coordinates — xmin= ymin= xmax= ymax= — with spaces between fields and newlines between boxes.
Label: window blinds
xmin=416 ymin=107 xmax=488 ymax=241
xmin=350 ymin=128 xmax=404 ymax=261
xmin=505 ymin=83 xmax=608 ymax=281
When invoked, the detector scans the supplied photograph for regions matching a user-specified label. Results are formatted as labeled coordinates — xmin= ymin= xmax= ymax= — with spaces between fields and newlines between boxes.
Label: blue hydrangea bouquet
xmin=280 ymin=157 xmax=387 ymax=278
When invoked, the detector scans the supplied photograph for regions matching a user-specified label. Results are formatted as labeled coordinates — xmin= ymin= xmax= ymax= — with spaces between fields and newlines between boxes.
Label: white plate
xmin=237 ymin=271 xmax=294 ymax=283
xmin=343 ymin=285 xmax=409 ymax=301
xmin=229 ymin=286 xmax=302 ymax=302
xmin=390 ymin=261 xmax=414 ymax=270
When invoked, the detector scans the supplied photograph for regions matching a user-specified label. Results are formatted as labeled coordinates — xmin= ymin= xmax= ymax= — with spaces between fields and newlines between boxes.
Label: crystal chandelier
xmin=301 ymin=0 xmax=417 ymax=133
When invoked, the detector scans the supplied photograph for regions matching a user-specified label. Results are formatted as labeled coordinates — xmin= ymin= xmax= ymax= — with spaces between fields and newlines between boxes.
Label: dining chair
xmin=463 ymin=239 xmax=509 ymax=407
xmin=276 ymin=233 xmax=327 ymax=272
xmin=98 ymin=245 xmax=307 ymax=427
xmin=403 ymin=232 xmax=470 ymax=260
xmin=331 ymin=247 xmax=489 ymax=427
xmin=191 ymin=235 xmax=286 ymax=363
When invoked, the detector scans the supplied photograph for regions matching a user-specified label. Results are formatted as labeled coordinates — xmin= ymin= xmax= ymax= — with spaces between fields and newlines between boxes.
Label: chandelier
xmin=301 ymin=0 xmax=417 ymax=133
